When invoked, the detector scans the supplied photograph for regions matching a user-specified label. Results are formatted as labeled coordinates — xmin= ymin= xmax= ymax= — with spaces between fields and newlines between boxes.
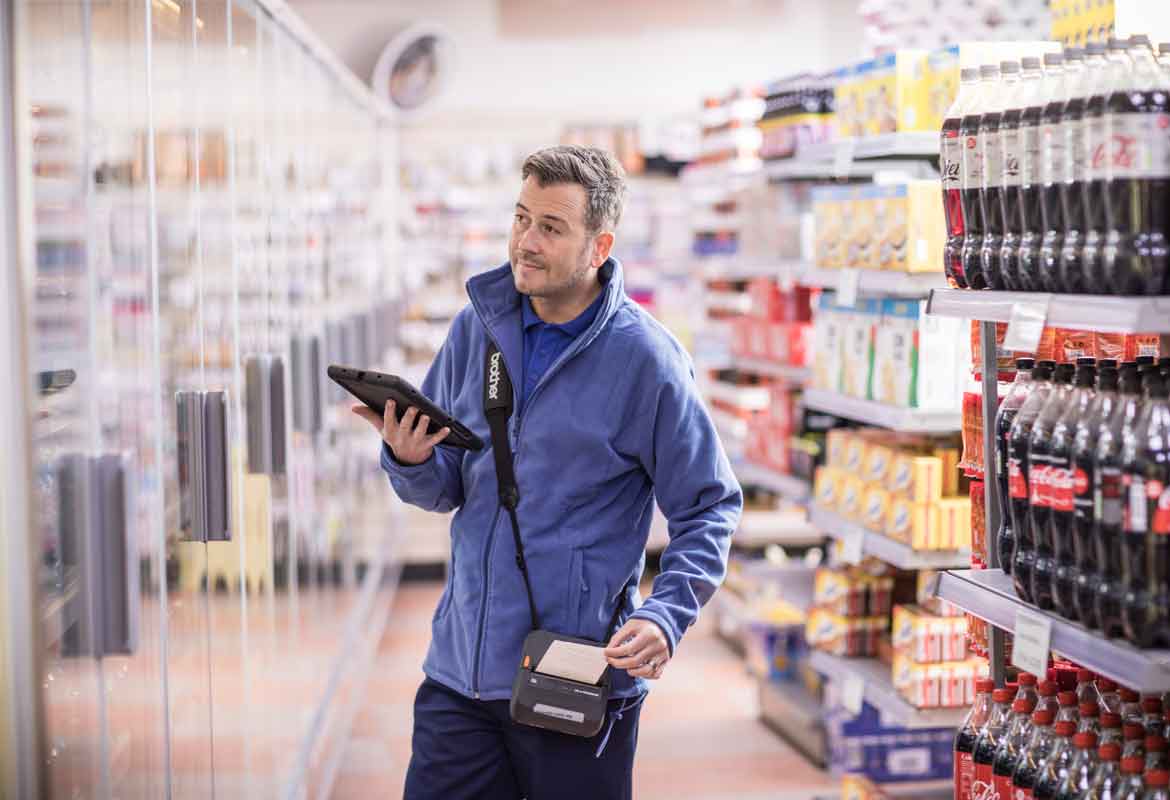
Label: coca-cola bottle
xmin=1031 ymin=362 xmax=1077 ymax=609
xmin=1017 ymin=672 xmax=1041 ymax=708
xmin=1102 ymin=36 xmax=1170 ymax=296
xmin=1100 ymin=679 xmax=1124 ymax=714
xmin=1074 ymin=360 xmax=1122 ymax=627
xmin=1011 ymin=360 xmax=1058 ymax=601
xmin=976 ymin=687 xmax=1015 ymax=797
xmin=1035 ymin=720 xmax=1079 ymax=799
xmin=1122 ymin=688 xmax=1144 ymax=724
xmin=1080 ymin=670 xmax=1104 ymax=707
xmin=957 ymin=677 xmax=995 ymax=799
xmin=1084 ymin=39 xmax=1136 ymax=290
xmin=1102 ymin=712 xmax=1126 ymax=746
xmin=1058 ymin=689 xmax=1081 ymax=727
xmin=1120 ymin=367 xmax=1170 ymax=647
xmin=963 ymin=64 xmax=1001 ymax=289
xmin=1055 ymin=730 xmax=1101 ymax=799
xmin=1082 ymin=701 xmax=1104 ymax=736
xmin=1019 ymin=57 xmax=1054 ymax=292
xmin=1003 ymin=57 xmax=1045 ymax=291
xmin=1083 ymin=743 xmax=1125 ymax=800
xmin=1057 ymin=48 xmax=1091 ymax=293
xmin=1115 ymin=756 xmax=1147 ymax=800
xmin=1143 ymin=697 xmax=1165 ymax=736
xmin=996 ymin=696 xmax=1040 ymax=798
xmin=943 ymin=67 xmax=980 ymax=289
xmin=1015 ymin=708 xmax=1058 ymax=799
xmin=983 ymin=60 xmax=1020 ymax=290
xmin=1123 ymin=722 xmax=1147 ymax=762
xmin=1097 ymin=362 xmax=1145 ymax=638
xmin=1039 ymin=53 xmax=1071 ymax=293
xmin=1053 ymin=358 xmax=1099 ymax=617
xmin=1148 ymin=735 xmax=1169 ymax=773
xmin=1146 ymin=770 xmax=1170 ymax=800
xmin=998 ymin=359 xmax=1038 ymax=574
xmin=1038 ymin=679 xmax=1062 ymax=719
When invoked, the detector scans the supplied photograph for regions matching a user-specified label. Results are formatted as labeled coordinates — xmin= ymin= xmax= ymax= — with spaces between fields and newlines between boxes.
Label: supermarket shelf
xmin=934 ymin=568 xmax=1170 ymax=693
xmin=758 ymin=678 xmax=827 ymax=767
xmin=799 ymin=132 xmax=940 ymax=162
xmin=810 ymin=651 xmax=967 ymax=729
xmin=801 ymin=389 xmax=961 ymax=433
xmin=711 ymin=408 xmax=750 ymax=440
xmin=926 ymin=289 xmax=1170 ymax=334
xmin=788 ymin=264 xmax=949 ymax=298
xmin=705 ymin=379 xmax=771 ymax=411
xmin=765 ymin=156 xmax=938 ymax=182
xmin=736 ymin=509 xmax=822 ymax=548
xmin=731 ymin=356 xmax=810 ymax=384
xmin=736 ymin=462 xmax=812 ymax=503
xmin=810 ymin=505 xmax=971 ymax=570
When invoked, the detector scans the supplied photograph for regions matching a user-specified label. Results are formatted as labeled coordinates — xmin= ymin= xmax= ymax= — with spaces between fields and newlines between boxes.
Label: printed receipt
xmin=535 ymin=640 xmax=609 ymax=685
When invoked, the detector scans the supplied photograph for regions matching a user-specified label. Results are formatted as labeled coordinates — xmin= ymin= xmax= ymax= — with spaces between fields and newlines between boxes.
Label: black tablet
xmin=327 ymin=365 xmax=484 ymax=451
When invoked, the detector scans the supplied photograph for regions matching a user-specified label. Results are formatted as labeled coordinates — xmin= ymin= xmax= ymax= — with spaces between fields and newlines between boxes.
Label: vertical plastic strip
xmin=980 ymin=320 xmax=1008 ymax=688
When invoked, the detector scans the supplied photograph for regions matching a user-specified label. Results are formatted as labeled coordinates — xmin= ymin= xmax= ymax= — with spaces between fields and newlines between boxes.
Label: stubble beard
xmin=513 ymin=240 xmax=593 ymax=301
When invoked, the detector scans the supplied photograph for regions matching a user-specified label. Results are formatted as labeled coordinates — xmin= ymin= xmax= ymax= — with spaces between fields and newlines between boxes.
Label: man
xmin=354 ymin=145 xmax=741 ymax=799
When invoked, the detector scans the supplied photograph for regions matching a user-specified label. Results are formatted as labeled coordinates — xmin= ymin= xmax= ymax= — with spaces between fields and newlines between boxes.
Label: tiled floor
xmin=331 ymin=582 xmax=837 ymax=800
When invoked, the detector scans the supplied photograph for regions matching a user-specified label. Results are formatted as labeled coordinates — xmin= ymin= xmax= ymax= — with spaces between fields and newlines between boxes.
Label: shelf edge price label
xmin=840 ymin=528 xmax=864 ymax=566
xmin=837 ymin=269 xmax=861 ymax=309
xmin=1002 ymin=297 xmax=1051 ymax=353
xmin=842 ymin=675 xmax=865 ymax=716
xmin=1012 ymin=608 xmax=1052 ymax=678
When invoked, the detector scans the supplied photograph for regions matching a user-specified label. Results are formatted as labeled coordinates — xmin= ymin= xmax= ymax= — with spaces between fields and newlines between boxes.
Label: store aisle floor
xmin=331 ymin=581 xmax=836 ymax=800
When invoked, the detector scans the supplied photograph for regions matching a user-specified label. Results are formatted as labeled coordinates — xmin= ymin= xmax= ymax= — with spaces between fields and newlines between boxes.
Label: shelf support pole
xmin=979 ymin=321 xmax=1008 ymax=687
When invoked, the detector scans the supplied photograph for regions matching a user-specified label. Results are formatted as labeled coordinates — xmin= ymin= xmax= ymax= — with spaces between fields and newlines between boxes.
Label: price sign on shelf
xmin=842 ymin=675 xmax=865 ymax=716
xmin=1012 ymin=608 xmax=1053 ymax=678
xmin=840 ymin=528 xmax=864 ymax=565
xmin=1002 ymin=298 xmax=1051 ymax=353
xmin=837 ymin=269 xmax=861 ymax=309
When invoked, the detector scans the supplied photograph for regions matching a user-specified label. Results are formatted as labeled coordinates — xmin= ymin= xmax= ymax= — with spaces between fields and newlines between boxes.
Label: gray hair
xmin=521 ymin=145 xmax=627 ymax=234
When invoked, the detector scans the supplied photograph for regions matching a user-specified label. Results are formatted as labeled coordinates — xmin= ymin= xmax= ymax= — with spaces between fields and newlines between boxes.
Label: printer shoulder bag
xmin=482 ymin=342 xmax=629 ymax=739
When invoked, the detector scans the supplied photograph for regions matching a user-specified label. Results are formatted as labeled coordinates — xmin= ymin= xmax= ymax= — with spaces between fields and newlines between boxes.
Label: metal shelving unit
xmin=810 ymin=505 xmax=970 ymax=570
xmin=765 ymin=157 xmax=938 ymax=182
xmin=736 ymin=462 xmax=812 ymax=503
xmin=926 ymin=289 xmax=1170 ymax=334
xmin=797 ymin=132 xmax=940 ymax=162
xmin=736 ymin=509 xmax=822 ymax=547
xmin=785 ymin=264 xmax=948 ymax=298
xmin=801 ymin=389 xmax=961 ymax=433
xmin=705 ymin=379 xmax=771 ymax=411
xmin=731 ymin=356 xmax=810 ymax=384
xmin=934 ymin=569 xmax=1170 ymax=694
xmin=809 ymin=651 xmax=968 ymax=730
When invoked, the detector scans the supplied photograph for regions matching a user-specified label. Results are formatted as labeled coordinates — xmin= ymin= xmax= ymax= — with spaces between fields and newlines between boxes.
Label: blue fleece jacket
xmin=380 ymin=258 xmax=742 ymax=700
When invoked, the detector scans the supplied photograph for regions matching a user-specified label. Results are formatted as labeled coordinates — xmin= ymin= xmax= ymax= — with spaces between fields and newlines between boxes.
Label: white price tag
xmin=840 ymin=529 xmax=865 ymax=565
xmin=837 ymin=269 xmax=861 ymax=309
xmin=1002 ymin=298 xmax=1051 ymax=353
xmin=1012 ymin=608 xmax=1052 ymax=678
xmin=834 ymin=138 xmax=858 ymax=178
xmin=842 ymin=675 xmax=865 ymax=716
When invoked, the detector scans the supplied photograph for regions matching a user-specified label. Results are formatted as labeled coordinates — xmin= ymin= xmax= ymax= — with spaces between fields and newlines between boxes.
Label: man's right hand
xmin=352 ymin=401 xmax=450 ymax=466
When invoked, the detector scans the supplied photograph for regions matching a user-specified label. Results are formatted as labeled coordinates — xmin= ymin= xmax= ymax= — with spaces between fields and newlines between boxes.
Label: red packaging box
xmin=1054 ymin=328 xmax=1094 ymax=363
xmin=750 ymin=318 xmax=771 ymax=360
xmin=788 ymin=323 xmax=813 ymax=367
xmin=765 ymin=423 xmax=791 ymax=474
xmin=748 ymin=278 xmax=784 ymax=321
xmin=769 ymin=384 xmax=796 ymax=432
xmin=746 ymin=423 xmax=768 ymax=465
xmin=731 ymin=317 xmax=752 ymax=358
xmin=1095 ymin=332 xmax=1161 ymax=361
xmin=764 ymin=321 xmax=790 ymax=363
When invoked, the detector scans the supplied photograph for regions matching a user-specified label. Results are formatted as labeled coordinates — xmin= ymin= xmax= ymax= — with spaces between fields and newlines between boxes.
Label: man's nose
xmin=516 ymin=225 xmax=540 ymax=254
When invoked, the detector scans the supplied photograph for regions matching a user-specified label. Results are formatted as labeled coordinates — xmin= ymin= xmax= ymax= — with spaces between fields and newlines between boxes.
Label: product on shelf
xmin=840 ymin=774 xmax=892 ymax=800
xmin=993 ymin=696 xmax=1040 ymax=798
xmin=814 ymin=564 xmax=895 ymax=617
xmin=956 ymin=677 xmax=994 ymax=799
xmin=826 ymin=700 xmax=955 ymax=784
xmin=805 ymin=607 xmax=887 ymax=658
xmin=971 ymin=481 xmax=987 ymax=568
xmin=1050 ymin=0 xmax=1117 ymax=47
xmin=892 ymin=653 xmax=981 ymax=709
xmin=960 ymin=391 xmax=986 ymax=478
xmin=974 ymin=687 xmax=1015 ymax=793
xmin=892 ymin=604 xmax=969 ymax=664
xmin=918 ymin=569 xmax=967 ymax=617
xmin=1007 ymin=359 xmax=1058 ymax=603
xmin=992 ymin=359 xmax=1036 ymax=571
xmin=946 ymin=37 xmax=1170 ymax=295
xmin=812 ymin=182 xmax=945 ymax=273
xmin=833 ymin=49 xmax=958 ymax=138
xmin=758 ymin=73 xmax=835 ymax=161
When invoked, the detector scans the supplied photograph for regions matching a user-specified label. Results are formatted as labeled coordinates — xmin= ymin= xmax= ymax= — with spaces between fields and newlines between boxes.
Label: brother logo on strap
xmin=484 ymin=344 xmax=512 ymax=414
xmin=488 ymin=352 xmax=502 ymax=401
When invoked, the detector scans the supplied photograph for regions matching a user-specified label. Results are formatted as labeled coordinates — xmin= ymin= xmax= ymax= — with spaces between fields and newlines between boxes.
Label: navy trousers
xmin=404 ymin=677 xmax=642 ymax=800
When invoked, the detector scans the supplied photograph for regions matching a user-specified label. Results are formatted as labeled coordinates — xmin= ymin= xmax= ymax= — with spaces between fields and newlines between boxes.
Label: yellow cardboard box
xmin=889 ymin=453 xmax=943 ymax=504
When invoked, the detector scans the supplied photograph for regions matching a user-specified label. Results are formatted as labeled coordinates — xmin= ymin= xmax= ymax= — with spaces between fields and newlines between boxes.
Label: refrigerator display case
xmin=4 ymin=1 xmax=406 ymax=797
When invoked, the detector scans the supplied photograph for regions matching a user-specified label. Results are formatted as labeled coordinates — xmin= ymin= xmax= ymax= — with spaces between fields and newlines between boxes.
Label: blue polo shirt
xmin=520 ymin=288 xmax=605 ymax=412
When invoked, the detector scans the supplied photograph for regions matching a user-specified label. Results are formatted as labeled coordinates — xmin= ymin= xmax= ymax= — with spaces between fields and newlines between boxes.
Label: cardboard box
xmin=843 ymin=433 xmax=868 ymax=476
xmin=936 ymin=497 xmax=973 ymax=550
xmin=841 ymin=299 xmax=878 ymax=400
xmin=813 ymin=292 xmax=846 ymax=392
xmin=892 ymin=604 xmax=968 ymax=663
xmin=814 ymin=466 xmax=839 ymax=508
xmin=889 ymin=453 xmax=943 ymax=504
xmin=863 ymin=443 xmax=896 ymax=485
xmin=840 ymin=475 xmax=865 ymax=521
xmin=892 ymin=653 xmax=980 ymax=709
xmin=862 ymin=487 xmax=891 ymax=532
xmin=887 ymin=497 xmax=936 ymax=550
xmin=826 ymin=429 xmax=851 ymax=469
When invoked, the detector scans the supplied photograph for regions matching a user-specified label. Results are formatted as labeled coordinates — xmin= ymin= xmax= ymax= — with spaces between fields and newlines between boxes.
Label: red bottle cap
xmin=1122 ymin=756 xmax=1145 ymax=774
xmin=976 ymin=678 xmax=995 ymax=693
xmin=993 ymin=688 xmax=1013 ymax=704
xmin=1144 ymin=697 xmax=1164 ymax=713
xmin=1078 ymin=668 xmax=1095 ymax=682
xmin=1124 ymin=723 xmax=1145 ymax=740
xmin=1054 ymin=721 xmax=1077 ymax=736
xmin=1074 ymin=731 xmax=1099 ymax=749
xmin=1149 ymin=770 xmax=1170 ymax=788
xmin=1097 ymin=677 xmax=1118 ymax=691
xmin=1081 ymin=702 xmax=1101 ymax=717
xmin=1120 ymin=688 xmax=1140 ymax=702
xmin=1032 ymin=709 xmax=1055 ymax=725
xmin=1147 ymin=736 xmax=1167 ymax=753
xmin=1102 ymin=712 xmax=1122 ymax=728
xmin=1098 ymin=743 xmax=1122 ymax=761
xmin=1019 ymin=672 xmax=1038 ymax=687
xmin=1014 ymin=698 xmax=1036 ymax=714
xmin=1059 ymin=691 xmax=1078 ymax=706
xmin=1038 ymin=680 xmax=1058 ymax=697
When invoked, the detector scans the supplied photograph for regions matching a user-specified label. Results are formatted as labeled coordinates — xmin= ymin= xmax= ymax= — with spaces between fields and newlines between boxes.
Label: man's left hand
xmin=604 ymin=619 xmax=671 ymax=680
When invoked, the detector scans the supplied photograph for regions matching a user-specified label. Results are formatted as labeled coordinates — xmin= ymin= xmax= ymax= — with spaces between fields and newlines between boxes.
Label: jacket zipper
xmin=467 ymin=287 xmax=616 ymax=697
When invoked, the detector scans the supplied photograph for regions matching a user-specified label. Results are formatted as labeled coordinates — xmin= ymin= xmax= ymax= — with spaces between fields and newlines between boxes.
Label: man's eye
xmin=514 ymin=214 xmax=526 ymax=225
xmin=541 ymin=224 xmax=556 ymax=235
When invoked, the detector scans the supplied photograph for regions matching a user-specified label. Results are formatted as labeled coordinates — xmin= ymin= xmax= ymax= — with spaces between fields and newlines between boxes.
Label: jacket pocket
xmin=566 ymin=547 xmax=586 ymax=633
xmin=434 ymin=548 xmax=456 ymax=622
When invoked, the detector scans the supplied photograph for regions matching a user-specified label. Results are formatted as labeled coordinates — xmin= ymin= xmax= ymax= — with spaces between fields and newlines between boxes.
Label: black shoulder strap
xmin=484 ymin=343 xmax=539 ymax=631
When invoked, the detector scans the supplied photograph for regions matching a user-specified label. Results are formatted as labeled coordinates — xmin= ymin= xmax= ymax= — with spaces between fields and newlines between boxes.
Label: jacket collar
xmin=466 ymin=257 xmax=625 ymax=330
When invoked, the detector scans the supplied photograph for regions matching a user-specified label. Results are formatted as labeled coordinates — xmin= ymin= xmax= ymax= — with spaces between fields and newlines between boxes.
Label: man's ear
xmin=591 ymin=231 xmax=615 ymax=268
